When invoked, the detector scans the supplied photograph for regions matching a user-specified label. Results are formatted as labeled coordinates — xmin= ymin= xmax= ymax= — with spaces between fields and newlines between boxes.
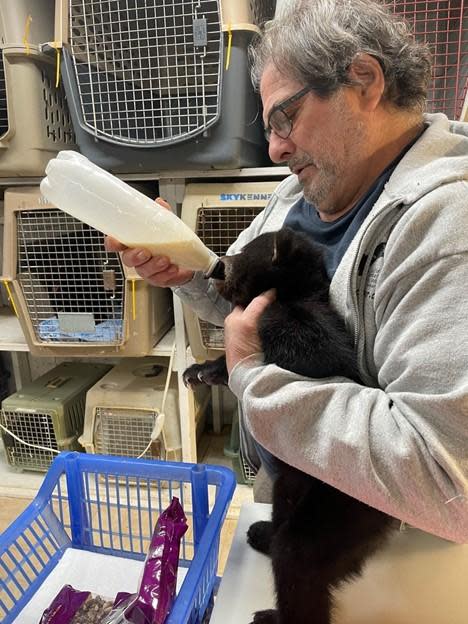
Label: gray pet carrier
xmin=0 ymin=362 xmax=111 ymax=472
xmin=58 ymin=0 xmax=273 ymax=173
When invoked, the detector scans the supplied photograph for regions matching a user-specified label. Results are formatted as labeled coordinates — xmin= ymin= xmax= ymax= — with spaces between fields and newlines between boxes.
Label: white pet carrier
xmin=1 ymin=187 xmax=173 ymax=357
xmin=389 ymin=0 xmax=467 ymax=120
xmin=0 ymin=361 xmax=111 ymax=471
xmin=54 ymin=0 xmax=275 ymax=172
xmin=180 ymin=181 xmax=280 ymax=361
xmin=80 ymin=358 xmax=210 ymax=461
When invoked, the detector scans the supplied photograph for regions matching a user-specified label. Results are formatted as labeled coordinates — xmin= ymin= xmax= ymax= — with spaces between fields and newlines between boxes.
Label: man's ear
xmin=348 ymin=53 xmax=385 ymax=112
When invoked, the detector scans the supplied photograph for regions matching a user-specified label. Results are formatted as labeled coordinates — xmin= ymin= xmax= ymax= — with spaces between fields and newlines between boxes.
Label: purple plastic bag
xmin=39 ymin=585 xmax=115 ymax=623
xmin=39 ymin=585 xmax=89 ymax=623
xmin=122 ymin=497 xmax=188 ymax=624
xmin=39 ymin=498 xmax=187 ymax=624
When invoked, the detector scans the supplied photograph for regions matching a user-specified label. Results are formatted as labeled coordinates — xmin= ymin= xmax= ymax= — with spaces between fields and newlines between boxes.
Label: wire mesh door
xmin=0 ymin=410 xmax=58 ymax=471
xmin=68 ymin=0 xmax=223 ymax=145
xmin=94 ymin=407 xmax=162 ymax=459
xmin=389 ymin=0 xmax=468 ymax=119
xmin=195 ymin=205 xmax=263 ymax=350
xmin=16 ymin=209 xmax=126 ymax=344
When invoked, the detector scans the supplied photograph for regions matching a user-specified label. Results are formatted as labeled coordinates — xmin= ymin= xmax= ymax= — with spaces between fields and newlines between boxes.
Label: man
xmin=107 ymin=0 xmax=468 ymax=542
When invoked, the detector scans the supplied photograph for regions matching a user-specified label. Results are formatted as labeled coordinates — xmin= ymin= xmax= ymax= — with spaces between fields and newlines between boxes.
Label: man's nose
xmin=268 ymin=132 xmax=295 ymax=164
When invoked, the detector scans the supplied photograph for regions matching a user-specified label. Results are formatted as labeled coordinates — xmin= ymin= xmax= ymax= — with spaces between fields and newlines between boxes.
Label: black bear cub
xmin=183 ymin=227 xmax=396 ymax=624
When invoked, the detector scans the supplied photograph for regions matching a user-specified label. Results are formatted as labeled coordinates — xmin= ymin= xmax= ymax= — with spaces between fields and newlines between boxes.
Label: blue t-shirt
xmin=283 ymin=130 xmax=424 ymax=279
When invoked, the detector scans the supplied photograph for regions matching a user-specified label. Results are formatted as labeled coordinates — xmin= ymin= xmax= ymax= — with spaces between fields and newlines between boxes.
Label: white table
xmin=211 ymin=503 xmax=468 ymax=624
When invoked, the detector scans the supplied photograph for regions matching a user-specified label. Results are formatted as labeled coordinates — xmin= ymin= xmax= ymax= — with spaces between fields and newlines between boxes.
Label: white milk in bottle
xmin=40 ymin=151 xmax=219 ymax=274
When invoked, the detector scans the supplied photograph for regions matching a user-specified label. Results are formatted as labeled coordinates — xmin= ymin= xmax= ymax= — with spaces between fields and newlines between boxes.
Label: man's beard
xmin=301 ymin=161 xmax=340 ymax=211
xmin=297 ymin=123 xmax=367 ymax=216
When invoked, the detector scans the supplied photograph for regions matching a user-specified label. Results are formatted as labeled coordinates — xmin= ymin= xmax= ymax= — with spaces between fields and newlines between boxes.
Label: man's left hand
xmin=224 ymin=289 xmax=276 ymax=374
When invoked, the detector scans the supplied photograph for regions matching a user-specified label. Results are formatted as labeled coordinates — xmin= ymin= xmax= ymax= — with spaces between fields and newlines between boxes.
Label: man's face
xmin=260 ymin=64 xmax=370 ymax=220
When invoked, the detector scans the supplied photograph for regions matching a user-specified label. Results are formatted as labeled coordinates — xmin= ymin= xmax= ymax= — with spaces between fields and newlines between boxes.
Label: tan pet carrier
xmin=180 ymin=181 xmax=280 ymax=361
xmin=0 ymin=0 xmax=55 ymax=45
xmin=1 ymin=187 xmax=173 ymax=357
xmin=0 ymin=361 xmax=111 ymax=472
xmin=0 ymin=0 xmax=73 ymax=175
xmin=0 ymin=44 xmax=75 ymax=177
xmin=80 ymin=358 xmax=210 ymax=461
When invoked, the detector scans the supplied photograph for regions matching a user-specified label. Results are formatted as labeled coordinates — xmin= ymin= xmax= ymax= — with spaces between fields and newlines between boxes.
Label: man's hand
xmin=104 ymin=197 xmax=195 ymax=287
xmin=224 ymin=289 xmax=276 ymax=374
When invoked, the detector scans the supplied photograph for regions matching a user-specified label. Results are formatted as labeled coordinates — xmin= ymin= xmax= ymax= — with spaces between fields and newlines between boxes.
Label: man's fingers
xmin=244 ymin=288 xmax=276 ymax=317
xmin=104 ymin=235 xmax=128 ymax=252
xmin=156 ymin=196 xmax=172 ymax=210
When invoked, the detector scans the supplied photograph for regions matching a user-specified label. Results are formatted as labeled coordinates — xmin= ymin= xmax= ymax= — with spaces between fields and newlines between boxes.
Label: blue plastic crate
xmin=0 ymin=452 xmax=236 ymax=623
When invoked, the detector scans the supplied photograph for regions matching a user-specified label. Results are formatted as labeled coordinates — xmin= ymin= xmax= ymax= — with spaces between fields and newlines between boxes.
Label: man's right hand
xmin=104 ymin=197 xmax=195 ymax=288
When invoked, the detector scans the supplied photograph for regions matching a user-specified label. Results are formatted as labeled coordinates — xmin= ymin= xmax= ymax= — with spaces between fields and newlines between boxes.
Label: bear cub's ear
xmin=272 ymin=228 xmax=296 ymax=266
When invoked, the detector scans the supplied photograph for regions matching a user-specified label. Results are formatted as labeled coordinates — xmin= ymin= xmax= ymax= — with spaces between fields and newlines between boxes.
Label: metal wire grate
xmin=16 ymin=209 xmax=125 ymax=344
xmin=68 ymin=0 xmax=222 ymax=145
xmin=94 ymin=407 xmax=162 ymax=459
xmin=0 ymin=410 xmax=58 ymax=471
xmin=0 ymin=52 xmax=8 ymax=138
xmin=196 ymin=205 xmax=263 ymax=349
xmin=388 ymin=0 xmax=468 ymax=119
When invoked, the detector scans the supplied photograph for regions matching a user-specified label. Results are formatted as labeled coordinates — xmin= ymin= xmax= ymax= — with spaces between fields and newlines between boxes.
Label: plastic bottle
xmin=40 ymin=151 xmax=220 ymax=275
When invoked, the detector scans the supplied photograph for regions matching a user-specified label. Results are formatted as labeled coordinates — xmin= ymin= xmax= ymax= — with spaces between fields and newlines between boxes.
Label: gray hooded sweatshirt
xmin=175 ymin=113 xmax=468 ymax=543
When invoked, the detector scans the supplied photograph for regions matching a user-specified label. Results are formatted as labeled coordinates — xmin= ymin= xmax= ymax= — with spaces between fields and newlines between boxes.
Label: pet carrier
xmin=81 ymin=358 xmax=209 ymax=462
xmin=462 ymin=89 xmax=468 ymax=121
xmin=388 ymin=0 xmax=468 ymax=120
xmin=0 ymin=451 xmax=236 ymax=624
xmin=0 ymin=0 xmax=55 ymax=45
xmin=223 ymin=404 xmax=257 ymax=486
xmin=180 ymin=181 xmax=279 ymax=361
xmin=55 ymin=0 xmax=272 ymax=173
xmin=0 ymin=362 xmax=111 ymax=472
xmin=0 ymin=200 xmax=6 ymax=307
xmin=0 ymin=43 xmax=75 ymax=177
xmin=1 ymin=187 xmax=173 ymax=357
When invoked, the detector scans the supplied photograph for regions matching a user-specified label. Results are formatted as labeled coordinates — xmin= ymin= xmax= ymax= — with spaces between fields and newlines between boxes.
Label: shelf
xmin=0 ymin=166 xmax=290 ymax=187
xmin=0 ymin=307 xmax=176 ymax=357
xmin=0 ymin=308 xmax=29 ymax=351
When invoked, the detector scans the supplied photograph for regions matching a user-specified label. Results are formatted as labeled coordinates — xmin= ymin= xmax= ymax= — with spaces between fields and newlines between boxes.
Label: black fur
xmin=183 ymin=227 xmax=396 ymax=624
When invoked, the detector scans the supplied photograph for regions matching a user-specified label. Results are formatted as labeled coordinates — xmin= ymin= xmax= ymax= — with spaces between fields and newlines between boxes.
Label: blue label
xmin=219 ymin=193 xmax=272 ymax=201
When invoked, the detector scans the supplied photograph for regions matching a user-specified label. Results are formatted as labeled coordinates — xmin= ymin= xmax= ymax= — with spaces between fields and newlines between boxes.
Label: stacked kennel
xmin=80 ymin=358 xmax=209 ymax=462
xmin=55 ymin=0 xmax=274 ymax=172
xmin=0 ymin=0 xmax=76 ymax=176
xmin=1 ymin=187 xmax=173 ymax=357
xmin=0 ymin=362 xmax=110 ymax=471
xmin=181 ymin=181 xmax=279 ymax=360
xmin=389 ymin=0 xmax=468 ymax=120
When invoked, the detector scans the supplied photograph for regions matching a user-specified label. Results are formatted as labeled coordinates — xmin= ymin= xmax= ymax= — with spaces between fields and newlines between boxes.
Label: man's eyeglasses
xmin=264 ymin=86 xmax=311 ymax=142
